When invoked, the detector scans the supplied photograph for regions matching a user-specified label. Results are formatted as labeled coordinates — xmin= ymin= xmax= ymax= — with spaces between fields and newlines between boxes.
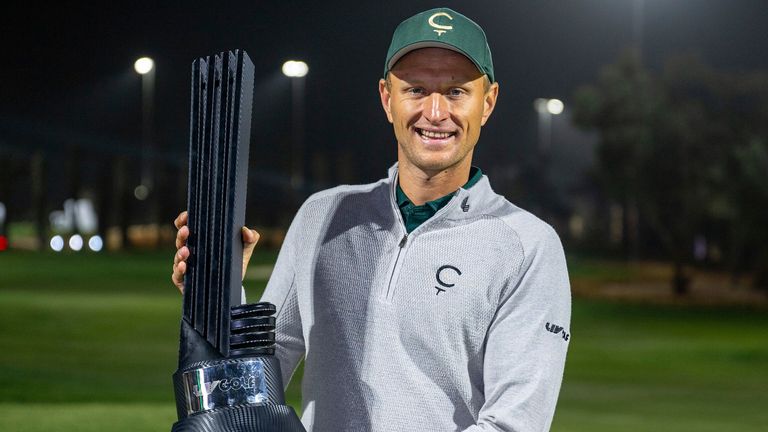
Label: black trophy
xmin=171 ymin=50 xmax=305 ymax=432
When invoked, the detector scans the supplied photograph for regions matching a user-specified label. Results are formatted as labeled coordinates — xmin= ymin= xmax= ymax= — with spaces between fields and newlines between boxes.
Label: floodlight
xmin=134 ymin=57 xmax=154 ymax=75
xmin=282 ymin=60 xmax=309 ymax=78
xmin=547 ymin=99 xmax=564 ymax=115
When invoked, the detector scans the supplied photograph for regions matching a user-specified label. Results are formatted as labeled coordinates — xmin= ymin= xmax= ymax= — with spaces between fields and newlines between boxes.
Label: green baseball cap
xmin=384 ymin=7 xmax=495 ymax=83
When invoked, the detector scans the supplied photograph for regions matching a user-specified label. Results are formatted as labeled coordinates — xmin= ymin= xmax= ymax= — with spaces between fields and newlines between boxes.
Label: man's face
xmin=379 ymin=48 xmax=499 ymax=175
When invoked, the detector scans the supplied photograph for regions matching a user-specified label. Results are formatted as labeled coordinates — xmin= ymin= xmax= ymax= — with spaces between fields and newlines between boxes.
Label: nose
xmin=422 ymin=92 xmax=450 ymax=124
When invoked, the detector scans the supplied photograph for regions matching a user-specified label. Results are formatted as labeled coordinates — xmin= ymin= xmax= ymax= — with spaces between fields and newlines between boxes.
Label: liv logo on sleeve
xmin=545 ymin=322 xmax=570 ymax=341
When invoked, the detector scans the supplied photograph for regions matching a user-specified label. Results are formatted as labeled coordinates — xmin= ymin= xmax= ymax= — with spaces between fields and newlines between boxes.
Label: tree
xmin=572 ymin=50 xmax=657 ymax=260
xmin=573 ymin=50 xmax=768 ymax=294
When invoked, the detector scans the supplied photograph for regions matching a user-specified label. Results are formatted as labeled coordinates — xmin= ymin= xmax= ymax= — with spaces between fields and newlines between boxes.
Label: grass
xmin=554 ymin=301 xmax=768 ymax=431
xmin=1 ymin=250 xmax=766 ymax=431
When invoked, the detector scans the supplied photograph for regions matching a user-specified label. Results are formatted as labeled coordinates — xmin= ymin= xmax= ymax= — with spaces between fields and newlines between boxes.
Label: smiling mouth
xmin=415 ymin=127 xmax=457 ymax=140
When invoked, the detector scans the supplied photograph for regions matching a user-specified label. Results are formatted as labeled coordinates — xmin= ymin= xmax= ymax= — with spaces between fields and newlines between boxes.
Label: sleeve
xmin=258 ymin=210 xmax=306 ymax=388
xmin=463 ymin=225 xmax=572 ymax=432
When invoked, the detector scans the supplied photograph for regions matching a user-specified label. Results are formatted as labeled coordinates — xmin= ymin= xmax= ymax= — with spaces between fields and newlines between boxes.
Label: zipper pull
xmin=398 ymin=234 xmax=408 ymax=248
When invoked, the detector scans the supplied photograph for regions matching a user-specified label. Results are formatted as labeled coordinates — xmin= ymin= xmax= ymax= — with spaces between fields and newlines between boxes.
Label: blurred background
xmin=1 ymin=1 xmax=766 ymax=431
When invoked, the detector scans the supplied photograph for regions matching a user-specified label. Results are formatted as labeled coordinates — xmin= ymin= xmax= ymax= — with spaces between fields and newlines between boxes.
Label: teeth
xmin=419 ymin=129 xmax=453 ymax=139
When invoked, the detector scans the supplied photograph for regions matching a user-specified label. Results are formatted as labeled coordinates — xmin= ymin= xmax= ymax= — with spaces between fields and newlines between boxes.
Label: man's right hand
xmin=172 ymin=210 xmax=260 ymax=294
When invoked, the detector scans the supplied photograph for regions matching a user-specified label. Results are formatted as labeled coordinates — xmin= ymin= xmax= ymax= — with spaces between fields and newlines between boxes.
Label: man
xmin=173 ymin=7 xmax=571 ymax=431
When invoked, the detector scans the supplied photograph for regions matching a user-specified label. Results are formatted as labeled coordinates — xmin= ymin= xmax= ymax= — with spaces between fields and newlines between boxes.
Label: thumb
xmin=241 ymin=227 xmax=260 ymax=281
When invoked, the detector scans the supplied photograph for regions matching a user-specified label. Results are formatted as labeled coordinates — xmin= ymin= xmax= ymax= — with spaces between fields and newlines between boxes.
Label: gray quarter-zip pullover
xmin=260 ymin=164 xmax=571 ymax=431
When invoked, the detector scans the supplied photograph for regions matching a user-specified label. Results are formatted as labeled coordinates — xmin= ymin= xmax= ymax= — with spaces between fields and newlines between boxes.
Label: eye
xmin=406 ymin=87 xmax=425 ymax=96
xmin=448 ymin=88 xmax=466 ymax=97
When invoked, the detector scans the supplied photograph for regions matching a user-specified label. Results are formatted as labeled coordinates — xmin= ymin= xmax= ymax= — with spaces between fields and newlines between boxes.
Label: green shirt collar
xmin=396 ymin=166 xmax=483 ymax=233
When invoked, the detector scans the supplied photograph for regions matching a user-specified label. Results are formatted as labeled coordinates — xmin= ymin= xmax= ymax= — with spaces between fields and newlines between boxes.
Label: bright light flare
xmin=134 ymin=57 xmax=154 ymax=75
xmin=282 ymin=60 xmax=309 ymax=78
xmin=547 ymin=99 xmax=564 ymax=115
xmin=534 ymin=98 xmax=565 ymax=115
xmin=134 ymin=185 xmax=149 ymax=200
xmin=69 ymin=234 xmax=84 ymax=251
xmin=50 ymin=235 xmax=64 ymax=252
xmin=88 ymin=235 xmax=104 ymax=252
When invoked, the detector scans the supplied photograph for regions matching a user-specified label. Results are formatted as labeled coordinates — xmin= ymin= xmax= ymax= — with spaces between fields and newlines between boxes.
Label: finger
xmin=174 ymin=211 xmax=189 ymax=229
xmin=242 ymin=229 xmax=259 ymax=261
xmin=174 ymin=246 xmax=189 ymax=266
xmin=242 ymin=226 xmax=260 ymax=245
xmin=241 ymin=227 xmax=260 ymax=281
xmin=177 ymin=260 xmax=186 ymax=276
xmin=173 ymin=211 xmax=188 ymax=229
xmin=172 ymin=262 xmax=186 ymax=294
xmin=172 ymin=257 xmax=187 ymax=278
xmin=175 ymin=225 xmax=189 ymax=249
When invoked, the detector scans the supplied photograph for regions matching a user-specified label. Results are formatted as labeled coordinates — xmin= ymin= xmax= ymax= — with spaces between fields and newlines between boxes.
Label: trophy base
xmin=171 ymin=404 xmax=305 ymax=432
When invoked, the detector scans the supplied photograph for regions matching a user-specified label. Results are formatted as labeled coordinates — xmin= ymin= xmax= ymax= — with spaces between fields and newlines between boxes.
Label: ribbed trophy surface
xmin=183 ymin=50 xmax=254 ymax=358
xmin=172 ymin=49 xmax=304 ymax=431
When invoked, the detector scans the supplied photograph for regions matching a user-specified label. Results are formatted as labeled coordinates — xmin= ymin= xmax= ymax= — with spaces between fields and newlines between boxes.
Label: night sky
xmin=2 ymin=0 xmax=767 ymax=222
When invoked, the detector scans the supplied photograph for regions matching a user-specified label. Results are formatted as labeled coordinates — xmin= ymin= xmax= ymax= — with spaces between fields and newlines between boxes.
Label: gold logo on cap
xmin=428 ymin=12 xmax=453 ymax=36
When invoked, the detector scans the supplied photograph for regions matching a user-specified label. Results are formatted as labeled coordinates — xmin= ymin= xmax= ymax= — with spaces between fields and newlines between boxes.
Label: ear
xmin=480 ymin=82 xmax=499 ymax=126
xmin=379 ymin=78 xmax=394 ymax=123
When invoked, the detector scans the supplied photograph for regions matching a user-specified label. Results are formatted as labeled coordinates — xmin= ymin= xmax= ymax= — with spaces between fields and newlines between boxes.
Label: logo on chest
xmin=434 ymin=264 xmax=462 ymax=295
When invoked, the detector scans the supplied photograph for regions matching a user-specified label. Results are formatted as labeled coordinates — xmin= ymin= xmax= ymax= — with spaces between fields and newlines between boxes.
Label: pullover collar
xmin=386 ymin=163 xmax=495 ymax=235
xmin=395 ymin=167 xmax=483 ymax=233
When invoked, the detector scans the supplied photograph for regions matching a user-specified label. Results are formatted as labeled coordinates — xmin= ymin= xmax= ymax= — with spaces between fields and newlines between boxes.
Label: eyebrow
xmin=397 ymin=75 xmax=477 ymax=87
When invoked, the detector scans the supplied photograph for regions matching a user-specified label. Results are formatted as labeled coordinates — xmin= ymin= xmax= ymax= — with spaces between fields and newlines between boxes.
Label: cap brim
xmin=386 ymin=41 xmax=484 ymax=77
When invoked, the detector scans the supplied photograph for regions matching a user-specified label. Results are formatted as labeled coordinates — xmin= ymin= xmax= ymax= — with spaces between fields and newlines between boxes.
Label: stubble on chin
xmin=398 ymin=143 xmax=470 ymax=179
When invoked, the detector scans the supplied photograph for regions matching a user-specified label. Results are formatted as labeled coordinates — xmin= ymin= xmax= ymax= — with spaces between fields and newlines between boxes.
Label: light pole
xmin=282 ymin=60 xmax=309 ymax=192
xmin=533 ymin=98 xmax=564 ymax=152
xmin=134 ymin=56 xmax=155 ymax=200
xmin=533 ymin=98 xmax=564 ymax=216
xmin=633 ymin=0 xmax=645 ymax=62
